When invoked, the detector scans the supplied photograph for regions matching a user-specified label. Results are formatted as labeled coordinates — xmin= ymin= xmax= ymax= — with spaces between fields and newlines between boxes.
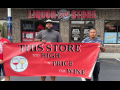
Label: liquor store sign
xmin=28 ymin=9 xmax=96 ymax=21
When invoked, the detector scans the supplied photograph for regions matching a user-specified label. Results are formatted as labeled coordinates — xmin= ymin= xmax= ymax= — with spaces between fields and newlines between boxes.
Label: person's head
xmin=89 ymin=28 xmax=97 ymax=39
xmin=45 ymin=19 xmax=53 ymax=31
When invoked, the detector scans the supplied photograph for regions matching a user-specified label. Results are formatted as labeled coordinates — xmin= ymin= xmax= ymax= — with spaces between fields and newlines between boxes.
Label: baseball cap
xmin=46 ymin=19 xmax=53 ymax=24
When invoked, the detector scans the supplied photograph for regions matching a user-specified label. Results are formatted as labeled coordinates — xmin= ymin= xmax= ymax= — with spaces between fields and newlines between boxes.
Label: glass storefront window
xmin=21 ymin=20 xmax=60 ymax=42
xmin=21 ymin=21 xmax=34 ymax=42
xmin=85 ymin=21 xmax=94 ymax=24
xmin=34 ymin=20 xmax=46 ymax=38
xmin=71 ymin=21 xmax=95 ymax=25
xmin=21 ymin=21 xmax=34 ymax=31
xmin=71 ymin=21 xmax=84 ymax=24
xmin=83 ymin=26 xmax=93 ymax=40
xmin=51 ymin=21 xmax=60 ymax=32
xmin=105 ymin=21 xmax=117 ymax=32
xmin=104 ymin=21 xmax=120 ymax=44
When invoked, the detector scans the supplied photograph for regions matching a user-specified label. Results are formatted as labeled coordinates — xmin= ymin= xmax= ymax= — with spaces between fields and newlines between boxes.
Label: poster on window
xmin=53 ymin=25 xmax=58 ymax=30
xmin=104 ymin=32 xmax=117 ymax=43
xmin=35 ymin=32 xmax=39 ymax=37
xmin=23 ymin=24 xmax=33 ymax=30
xmin=118 ymin=32 xmax=120 ymax=43
xmin=22 ymin=32 xmax=34 ymax=42
xmin=72 ymin=29 xmax=80 ymax=41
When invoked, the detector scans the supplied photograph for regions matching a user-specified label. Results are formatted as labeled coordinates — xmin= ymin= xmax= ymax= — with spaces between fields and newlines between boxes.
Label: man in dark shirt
xmin=34 ymin=19 xmax=62 ymax=81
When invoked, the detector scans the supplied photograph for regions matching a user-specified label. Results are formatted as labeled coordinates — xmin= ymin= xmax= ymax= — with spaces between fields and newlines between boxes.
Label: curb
xmin=99 ymin=53 xmax=120 ymax=59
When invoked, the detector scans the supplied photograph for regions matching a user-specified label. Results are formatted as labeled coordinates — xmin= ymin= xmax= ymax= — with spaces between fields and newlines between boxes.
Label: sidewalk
xmin=99 ymin=53 xmax=120 ymax=59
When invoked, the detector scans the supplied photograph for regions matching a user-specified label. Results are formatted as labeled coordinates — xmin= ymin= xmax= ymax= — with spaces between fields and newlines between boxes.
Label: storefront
xmin=0 ymin=8 xmax=120 ymax=53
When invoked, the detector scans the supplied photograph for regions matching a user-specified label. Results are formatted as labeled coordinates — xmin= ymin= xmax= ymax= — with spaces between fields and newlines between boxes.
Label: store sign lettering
xmin=28 ymin=10 xmax=96 ymax=20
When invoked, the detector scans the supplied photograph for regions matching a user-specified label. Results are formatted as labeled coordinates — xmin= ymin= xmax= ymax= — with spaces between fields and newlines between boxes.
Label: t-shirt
xmin=0 ymin=38 xmax=10 ymax=60
xmin=81 ymin=37 xmax=105 ymax=62
xmin=35 ymin=30 xmax=63 ymax=42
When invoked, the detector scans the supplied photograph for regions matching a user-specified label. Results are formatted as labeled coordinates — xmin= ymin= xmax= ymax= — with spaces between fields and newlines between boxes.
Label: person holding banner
xmin=34 ymin=19 xmax=62 ymax=81
xmin=82 ymin=28 xmax=105 ymax=81
xmin=0 ymin=29 xmax=10 ymax=81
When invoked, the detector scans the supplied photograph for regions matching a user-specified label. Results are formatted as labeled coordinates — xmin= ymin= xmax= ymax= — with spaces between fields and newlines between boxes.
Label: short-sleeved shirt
xmin=0 ymin=38 xmax=10 ymax=60
xmin=35 ymin=30 xmax=62 ymax=42
xmin=81 ymin=37 xmax=105 ymax=62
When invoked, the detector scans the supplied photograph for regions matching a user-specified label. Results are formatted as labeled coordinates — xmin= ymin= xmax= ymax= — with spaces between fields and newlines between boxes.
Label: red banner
xmin=3 ymin=42 xmax=100 ymax=79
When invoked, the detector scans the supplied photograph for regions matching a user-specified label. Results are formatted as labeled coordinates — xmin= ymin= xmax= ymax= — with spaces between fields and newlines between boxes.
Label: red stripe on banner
xmin=3 ymin=42 xmax=100 ymax=79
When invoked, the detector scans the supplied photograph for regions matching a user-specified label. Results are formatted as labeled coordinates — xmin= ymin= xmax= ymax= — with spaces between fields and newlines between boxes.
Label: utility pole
xmin=7 ymin=8 xmax=12 ymax=42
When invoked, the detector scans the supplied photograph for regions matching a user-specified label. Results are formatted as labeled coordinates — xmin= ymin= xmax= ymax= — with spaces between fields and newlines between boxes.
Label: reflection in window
xmin=35 ymin=21 xmax=46 ymax=32
xmin=22 ymin=21 xmax=34 ymax=31
xmin=52 ymin=21 xmax=60 ymax=32
xmin=105 ymin=21 xmax=117 ymax=32
xmin=85 ymin=21 xmax=94 ymax=24
xmin=71 ymin=21 xmax=84 ymax=24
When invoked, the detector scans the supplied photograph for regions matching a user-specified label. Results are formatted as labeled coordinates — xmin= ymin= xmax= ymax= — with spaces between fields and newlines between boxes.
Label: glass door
xmin=70 ymin=25 xmax=94 ymax=43
xmin=70 ymin=20 xmax=95 ymax=43
xmin=82 ymin=25 xmax=93 ymax=41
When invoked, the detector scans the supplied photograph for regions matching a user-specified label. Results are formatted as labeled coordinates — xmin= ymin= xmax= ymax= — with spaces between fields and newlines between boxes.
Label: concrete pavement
xmin=100 ymin=53 xmax=120 ymax=59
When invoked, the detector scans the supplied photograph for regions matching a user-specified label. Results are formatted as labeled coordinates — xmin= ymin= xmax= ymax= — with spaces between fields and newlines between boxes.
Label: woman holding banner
xmin=0 ymin=29 xmax=10 ymax=81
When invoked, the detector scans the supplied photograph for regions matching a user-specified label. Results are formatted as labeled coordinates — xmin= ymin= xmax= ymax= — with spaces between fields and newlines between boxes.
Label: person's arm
xmin=3 ymin=41 xmax=8 ymax=44
xmin=99 ymin=44 xmax=106 ymax=52
xmin=57 ymin=33 xmax=63 ymax=42
xmin=0 ymin=60 xmax=4 ymax=64
xmin=0 ymin=41 xmax=9 ymax=64
xmin=34 ymin=39 xmax=41 ymax=42
xmin=34 ymin=31 xmax=42 ymax=42
xmin=99 ymin=40 xmax=106 ymax=52
xmin=34 ymin=31 xmax=46 ymax=44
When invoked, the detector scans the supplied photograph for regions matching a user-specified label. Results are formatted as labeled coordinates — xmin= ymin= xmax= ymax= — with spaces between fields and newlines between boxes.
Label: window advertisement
xmin=53 ymin=25 xmax=58 ymax=30
xmin=104 ymin=32 xmax=117 ymax=43
xmin=22 ymin=32 xmax=34 ymax=42
xmin=23 ymin=24 xmax=33 ymax=30
xmin=72 ymin=29 xmax=80 ymax=41
xmin=35 ymin=32 xmax=39 ymax=37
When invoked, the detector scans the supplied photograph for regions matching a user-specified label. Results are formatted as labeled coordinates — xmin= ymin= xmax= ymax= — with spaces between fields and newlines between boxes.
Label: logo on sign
xmin=57 ymin=9 xmax=70 ymax=21
xmin=10 ymin=56 xmax=28 ymax=72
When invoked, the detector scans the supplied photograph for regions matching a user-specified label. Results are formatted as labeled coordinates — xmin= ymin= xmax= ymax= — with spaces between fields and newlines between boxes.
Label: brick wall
xmin=12 ymin=9 xmax=28 ymax=42
xmin=0 ymin=8 xmax=7 ymax=19
xmin=60 ymin=20 xmax=70 ymax=42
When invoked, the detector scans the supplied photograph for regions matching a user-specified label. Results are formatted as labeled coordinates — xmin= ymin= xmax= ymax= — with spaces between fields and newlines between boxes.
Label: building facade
xmin=0 ymin=8 xmax=120 ymax=53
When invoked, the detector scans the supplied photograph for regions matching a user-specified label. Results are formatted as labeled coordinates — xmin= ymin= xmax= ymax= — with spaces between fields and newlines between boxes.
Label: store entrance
xmin=70 ymin=21 xmax=95 ymax=43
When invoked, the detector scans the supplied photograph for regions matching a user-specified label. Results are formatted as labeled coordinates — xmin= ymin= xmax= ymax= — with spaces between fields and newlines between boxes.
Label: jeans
xmin=86 ymin=62 xmax=100 ymax=81
xmin=0 ymin=64 xmax=5 ymax=76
